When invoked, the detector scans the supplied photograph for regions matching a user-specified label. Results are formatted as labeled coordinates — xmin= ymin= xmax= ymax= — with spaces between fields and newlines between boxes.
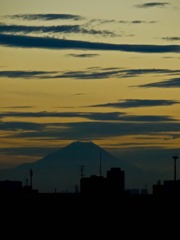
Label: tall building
xmin=106 ymin=167 xmax=125 ymax=194
xmin=80 ymin=167 xmax=125 ymax=194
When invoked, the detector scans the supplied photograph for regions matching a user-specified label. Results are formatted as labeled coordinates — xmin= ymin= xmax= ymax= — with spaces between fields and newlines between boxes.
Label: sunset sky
xmin=0 ymin=0 xmax=180 ymax=175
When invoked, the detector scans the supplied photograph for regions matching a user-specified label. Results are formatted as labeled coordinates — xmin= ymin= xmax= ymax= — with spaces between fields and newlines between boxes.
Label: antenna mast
xmin=30 ymin=169 xmax=33 ymax=188
xmin=172 ymin=154 xmax=178 ymax=182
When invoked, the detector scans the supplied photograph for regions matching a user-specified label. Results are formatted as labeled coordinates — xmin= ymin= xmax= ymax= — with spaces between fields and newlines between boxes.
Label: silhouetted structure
xmin=80 ymin=167 xmax=125 ymax=194
xmin=30 ymin=168 xmax=33 ymax=188
xmin=0 ymin=180 xmax=22 ymax=193
xmin=106 ymin=167 xmax=125 ymax=194
xmin=22 ymin=169 xmax=38 ymax=194
xmin=153 ymin=179 xmax=180 ymax=195
xmin=172 ymin=154 xmax=178 ymax=182
xmin=0 ymin=168 xmax=38 ymax=195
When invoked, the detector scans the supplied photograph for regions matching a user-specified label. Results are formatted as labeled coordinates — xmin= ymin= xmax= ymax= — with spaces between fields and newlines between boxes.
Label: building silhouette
xmin=153 ymin=179 xmax=180 ymax=195
xmin=0 ymin=180 xmax=22 ymax=194
xmin=80 ymin=167 xmax=125 ymax=194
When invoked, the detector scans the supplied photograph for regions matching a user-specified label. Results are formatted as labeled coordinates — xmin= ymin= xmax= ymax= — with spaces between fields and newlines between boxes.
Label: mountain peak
xmin=0 ymin=140 xmax=146 ymax=192
xmin=65 ymin=140 xmax=100 ymax=150
xmin=55 ymin=140 xmax=102 ymax=160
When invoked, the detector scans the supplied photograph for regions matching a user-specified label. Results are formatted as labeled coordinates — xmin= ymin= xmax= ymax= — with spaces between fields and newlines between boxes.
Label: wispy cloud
xmin=0 ymin=121 xmax=43 ymax=131
xmin=88 ymin=99 xmax=180 ymax=108
xmin=67 ymin=53 xmax=99 ymax=58
xmin=162 ymin=37 xmax=180 ymax=41
xmin=136 ymin=2 xmax=169 ymax=8
xmin=7 ymin=13 xmax=84 ymax=21
xmin=89 ymin=19 xmax=157 ymax=25
xmin=138 ymin=77 xmax=180 ymax=88
xmin=0 ymin=70 xmax=57 ymax=79
xmin=5 ymin=13 xmax=158 ymax=26
xmin=0 ymin=33 xmax=179 ymax=53
xmin=0 ymin=111 xmax=176 ymax=122
xmin=118 ymin=20 xmax=157 ymax=24
xmin=0 ymin=23 xmax=115 ymax=36
xmin=0 ymin=146 xmax=57 ymax=156
xmin=1 ymin=121 xmax=180 ymax=140
xmin=1 ymin=68 xmax=180 ymax=80
xmin=2 ymin=106 xmax=34 ymax=109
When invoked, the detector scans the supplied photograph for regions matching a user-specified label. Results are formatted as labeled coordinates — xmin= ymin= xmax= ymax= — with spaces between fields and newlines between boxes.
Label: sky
xmin=0 ymin=0 xmax=180 ymax=183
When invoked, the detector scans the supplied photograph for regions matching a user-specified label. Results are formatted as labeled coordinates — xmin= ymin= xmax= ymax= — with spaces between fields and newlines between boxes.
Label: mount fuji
xmin=0 ymin=141 xmax=150 ymax=193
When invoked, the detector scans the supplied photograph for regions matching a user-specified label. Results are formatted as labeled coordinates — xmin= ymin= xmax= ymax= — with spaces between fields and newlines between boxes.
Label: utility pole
xmin=172 ymin=154 xmax=178 ymax=182
xmin=30 ymin=169 xmax=33 ymax=189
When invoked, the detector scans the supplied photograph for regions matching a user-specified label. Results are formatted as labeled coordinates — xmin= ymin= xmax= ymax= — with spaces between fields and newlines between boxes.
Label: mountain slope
xmin=0 ymin=141 xmax=149 ymax=192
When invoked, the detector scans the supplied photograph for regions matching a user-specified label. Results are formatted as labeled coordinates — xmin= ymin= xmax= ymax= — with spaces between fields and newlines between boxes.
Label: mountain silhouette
xmin=0 ymin=141 xmax=149 ymax=192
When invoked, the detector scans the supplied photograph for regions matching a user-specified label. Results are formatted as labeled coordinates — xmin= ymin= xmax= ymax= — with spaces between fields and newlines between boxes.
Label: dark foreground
xmin=1 ymin=193 xmax=180 ymax=238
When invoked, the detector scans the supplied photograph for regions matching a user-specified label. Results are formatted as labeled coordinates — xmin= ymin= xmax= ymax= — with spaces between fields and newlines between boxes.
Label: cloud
xmin=89 ymin=99 xmax=179 ymax=108
xmin=116 ymin=68 xmax=180 ymax=78
xmin=1 ymin=68 xmax=180 ymax=80
xmin=73 ymin=93 xmax=85 ymax=96
xmin=0 ymin=146 xmax=58 ymax=156
xmin=138 ymin=77 xmax=180 ymax=88
xmin=2 ymin=106 xmax=34 ymax=109
xmin=67 ymin=53 xmax=99 ymax=58
xmin=57 ymin=68 xmax=122 ymax=79
xmin=92 ymin=19 xmax=157 ymax=25
xmin=136 ymin=2 xmax=169 ymax=8
xmin=7 ymin=13 xmax=84 ymax=21
xmin=6 ymin=14 xmax=157 ymax=26
xmin=162 ymin=37 xmax=180 ymax=41
xmin=131 ymin=20 xmax=157 ymax=24
xmin=0 ymin=121 xmax=43 ymax=131
xmin=0 ymin=111 xmax=175 ymax=122
xmin=0 ymin=23 xmax=115 ymax=36
xmin=87 ymin=114 xmax=174 ymax=122
xmin=2 ymin=121 xmax=180 ymax=140
xmin=0 ymin=70 xmax=57 ymax=79
xmin=0 ymin=33 xmax=179 ymax=53
xmin=0 ymin=111 xmax=81 ymax=119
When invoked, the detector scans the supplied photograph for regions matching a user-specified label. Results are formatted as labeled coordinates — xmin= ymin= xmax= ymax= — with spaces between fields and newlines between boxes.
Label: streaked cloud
xmin=0 ymin=111 xmax=176 ymax=122
xmin=0 ymin=121 xmax=43 ymax=131
xmin=1 ymin=68 xmax=180 ymax=80
xmin=67 ymin=53 xmax=99 ymax=58
xmin=138 ymin=77 xmax=180 ymax=88
xmin=88 ymin=99 xmax=180 ymax=108
xmin=1 ymin=121 xmax=180 ymax=140
xmin=2 ymin=106 xmax=34 ymax=109
xmin=0 ymin=146 xmax=58 ymax=156
xmin=5 ymin=14 xmax=158 ymax=25
xmin=89 ymin=19 xmax=157 ymax=25
xmin=118 ymin=20 xmax=157 ymax=24
xmin=136 ymin=2 xmax=169 ymax=8
xmin=0 ymin=70 xmax=57 ymax=79
xmin=162 ymin=37 xmax=180 ymax=41
xmin=0 ymin=23 xmax=115 ymax=36
xmin=0 ymin=33 xmax=179 ymax=53
xmin=7 ymin=13 xmax=84 ymax=21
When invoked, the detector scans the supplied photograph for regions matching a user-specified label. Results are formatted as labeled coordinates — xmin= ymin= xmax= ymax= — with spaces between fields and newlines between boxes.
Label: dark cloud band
xmin=136 ymin=2 xmax=169 ymax=8
xmin=8 ymin=13 xmax=83 ymax=21
xmin=0 ymin=33 xmax=179 ymax=53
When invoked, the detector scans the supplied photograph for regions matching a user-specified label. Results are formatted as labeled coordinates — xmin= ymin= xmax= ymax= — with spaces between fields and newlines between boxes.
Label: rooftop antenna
xmin=172 ymin=154 xmax=178 ymax=182
xmin=30 ymin=169 xmax=33 ymax=188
